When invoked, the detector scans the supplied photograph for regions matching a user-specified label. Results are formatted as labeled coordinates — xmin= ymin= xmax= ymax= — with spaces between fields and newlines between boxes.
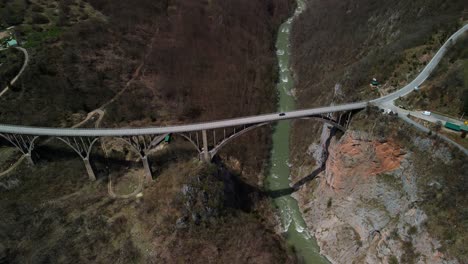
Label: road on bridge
xmin=0 ymin=24 xmax=466 ymax=151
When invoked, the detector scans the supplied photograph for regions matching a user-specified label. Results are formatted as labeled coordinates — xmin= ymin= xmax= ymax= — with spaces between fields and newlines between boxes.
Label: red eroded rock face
xmin=325 ymin=132 xmax=405 ymax=190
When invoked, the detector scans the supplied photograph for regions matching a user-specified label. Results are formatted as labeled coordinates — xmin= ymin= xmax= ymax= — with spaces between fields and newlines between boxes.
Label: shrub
xmin=31 ymin=13 xmax=49 ymax=24
xmin=390 ymin=228 xmax=399 ymax=240
xmin=389 ymin=255 xmax=399 ymax=264
xmin=408 ymin=225 xmax=418 ymax=236
xmin=31 ymin=4 xmax=45 ymax=12
xmin=401 ymin=241 xmax=420 ymax=264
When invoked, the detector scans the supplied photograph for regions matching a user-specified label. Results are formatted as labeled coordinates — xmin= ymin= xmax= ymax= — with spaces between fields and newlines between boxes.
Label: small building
xmin=6 ymin=39 xmax=18 ymax=47
xmin=370 ymin=78 xmax=380 ymax=87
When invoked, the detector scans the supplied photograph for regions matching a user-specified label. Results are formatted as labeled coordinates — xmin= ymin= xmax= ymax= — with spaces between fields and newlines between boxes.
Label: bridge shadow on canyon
xmin=1 ymin=136 xmax=327 ymax=211
xmin=264 ymin=165 xmax=325 ymax=199
xmin=31 ymin=140 xmax=198 ymax=180
xmin=262 ymin=126 xmax=336 ymax=199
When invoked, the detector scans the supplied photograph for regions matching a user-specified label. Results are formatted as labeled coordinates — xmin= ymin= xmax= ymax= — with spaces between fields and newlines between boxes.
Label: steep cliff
xmin=292 ymin=109 xmax=467 ymax=263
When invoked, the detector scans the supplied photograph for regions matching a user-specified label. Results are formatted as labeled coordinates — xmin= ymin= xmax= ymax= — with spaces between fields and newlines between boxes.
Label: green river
xmin=265 ymin=1 xmax=329 ymax=263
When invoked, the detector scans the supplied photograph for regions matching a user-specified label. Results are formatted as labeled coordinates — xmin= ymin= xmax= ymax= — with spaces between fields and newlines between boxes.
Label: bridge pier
xmin=141 ymin=155 xmax=153 ymax=184
xmin=0 ymin=133 xmax=39 ymax=166
xmin=202 ymin=130 xmax=210 ymax=162
xmin=83 ymin=157 xmax=96 ymax=181
xmin=119 ymin=135 xmax=170 ymax=184
xmin=57 ymin=137 xmax=99 ymax=181
xmin=24 ymin=153 xmax=35 ymax=166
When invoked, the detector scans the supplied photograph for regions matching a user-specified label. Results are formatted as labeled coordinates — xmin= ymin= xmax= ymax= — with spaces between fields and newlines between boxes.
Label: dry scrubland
xmin=0 ymin=0 xmax=298 ymax=262
xmin=0 ymin=141 xmax=294 ymax=263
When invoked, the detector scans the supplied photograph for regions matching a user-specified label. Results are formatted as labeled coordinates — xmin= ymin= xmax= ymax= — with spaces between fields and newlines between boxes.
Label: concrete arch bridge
xmin=0 ymin=104 xmax=362 ymax=183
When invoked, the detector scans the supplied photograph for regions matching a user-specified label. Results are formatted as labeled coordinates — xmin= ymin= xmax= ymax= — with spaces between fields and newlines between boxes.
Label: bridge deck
xmin=0 ymin=102 xmax=367 ymax=137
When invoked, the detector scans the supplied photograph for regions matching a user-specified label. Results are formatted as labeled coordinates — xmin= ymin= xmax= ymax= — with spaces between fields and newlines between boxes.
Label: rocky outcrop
xmin=176 ymin=172 xmax=224 ymax=229
xmin=295 ymin=130 xmax=459 ymax=264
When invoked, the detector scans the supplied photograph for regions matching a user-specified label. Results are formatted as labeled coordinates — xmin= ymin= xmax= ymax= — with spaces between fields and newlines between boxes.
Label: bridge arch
xmin=171 ymin=115 xmax=347 ymax=161
xmin=209 ymin=123 xmax=269 ymax=158
xmin=209 ymin=116 xmax=345 ymax=159
xmin=175 ymin=133 xmax=202 ymax=154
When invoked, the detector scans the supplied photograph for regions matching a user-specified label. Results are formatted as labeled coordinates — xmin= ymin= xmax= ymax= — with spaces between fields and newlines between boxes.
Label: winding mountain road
xmin=0 ymin=47 xmax=29 ymax=97
xmin=373 ymin=24 xmax=468 ymax=105
xmin=375 ymin=24 xmax=468 ymax=154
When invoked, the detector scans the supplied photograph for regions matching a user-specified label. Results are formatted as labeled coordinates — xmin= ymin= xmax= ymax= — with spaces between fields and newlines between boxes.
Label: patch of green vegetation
xmin=327 ymin=197 xmax=332 ymax=209
xmin=401 ymin=240 xmax=420 ymax=264
xmin=408 ymin=225 xmax=418 ymax=236
xmin=389 ymin=255 xmax=399 ymax=264
xmin=361 ymin=197 xmax=389 ymax=215
xmin=389 ymin=228 xmax=400 ymax=240
xmin=30 ymin=12 xmax=49 ymax=24
xmin=0 ymin=147 xmax=21 ymax=172
xmin=23 ymin=26 xmax=62 ymax=48
xmin=0 ymin=0 xmax=28 ymax=26
xmin=377 ymin=173 xmax=403 ymax=191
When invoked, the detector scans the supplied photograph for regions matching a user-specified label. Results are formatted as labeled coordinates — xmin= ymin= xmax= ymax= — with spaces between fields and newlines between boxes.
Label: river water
xmin=264 ymin=1 xmax=330 ymax=263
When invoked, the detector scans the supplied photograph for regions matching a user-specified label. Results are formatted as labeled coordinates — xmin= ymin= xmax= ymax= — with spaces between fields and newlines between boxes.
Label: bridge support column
xmin=57 ymin=137 xmax=99 ymax=181
xmin=202 ymin=130 xmax=210 ymax=162
xmin=24 ymin=153 xmax=35 ymax=166
xmin=83 ymin=157 xmax=96 ymax=181
xmin=141 ymin=155 xmax=153 ymax=184
xmin=118 ymin=135 xmax=170 ymax=185
xmin=0 ymin=134 xmax=39 ymax=166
